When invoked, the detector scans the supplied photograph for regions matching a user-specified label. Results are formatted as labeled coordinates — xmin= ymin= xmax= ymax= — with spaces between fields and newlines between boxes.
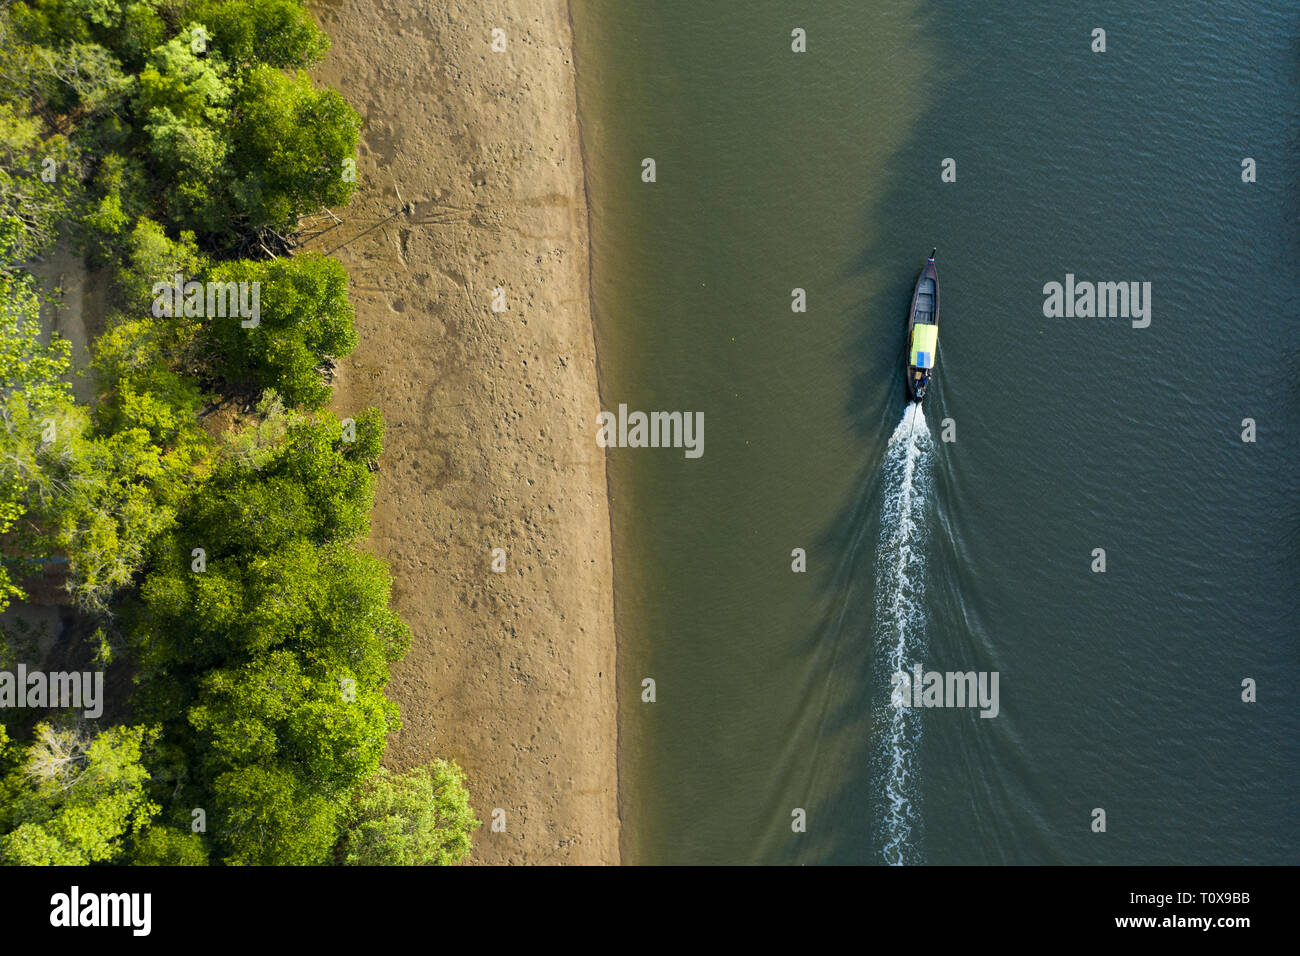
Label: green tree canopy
xmin=341 ymin=761 xmax=479 ymax=866
xmin=124 ymin=403 xmax=406 ymax=864
xmin=0 ymin=723 xmax=159 ymax=865
xmin=0 ymin=0 xmax=472 ymax=868
xmin=201 ymin=252 xmax=356 ymax=407
xmin=129 ymin=823 xmax=209 ymax=865
xmin=131 ymin=25 xmax=232 ymax=232
xmin=227 ymin=65 xmax=358 ymax=234
xmin=0 ymin=100 xmax=78 ymax=265
xmin=0 ymin=268 xmax=209 ymax=616
xmin=209 ymin=762 xmax=341 ymax=865
xmin=114 ymin=216 xmax=208 ymax=315
xmin=0 ymin=273 xmax=85 ymax=611
xmin=189 ymin=0 xmax=329 ymax=69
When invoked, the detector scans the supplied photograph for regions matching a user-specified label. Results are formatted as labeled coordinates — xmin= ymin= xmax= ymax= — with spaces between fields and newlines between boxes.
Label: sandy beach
xmin=306 ymin=0 xmax=618 ymax=864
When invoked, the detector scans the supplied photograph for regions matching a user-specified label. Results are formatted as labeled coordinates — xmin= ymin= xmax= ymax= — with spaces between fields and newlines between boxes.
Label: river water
xmin=571 ymin=0 xmax=1298 ymax=864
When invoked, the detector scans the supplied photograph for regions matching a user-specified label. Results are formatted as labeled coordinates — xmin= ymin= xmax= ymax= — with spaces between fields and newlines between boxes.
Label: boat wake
xmin=873 ymin=401 xmax=935 ymax=865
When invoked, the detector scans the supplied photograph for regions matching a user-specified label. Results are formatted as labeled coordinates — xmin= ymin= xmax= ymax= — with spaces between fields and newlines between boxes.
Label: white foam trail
xmin=873 ymin=401 xmax=934 ymax=865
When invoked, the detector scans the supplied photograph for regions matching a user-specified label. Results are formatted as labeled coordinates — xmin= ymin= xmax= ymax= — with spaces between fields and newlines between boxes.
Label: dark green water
xmin=571 ymin=0 xmax=1298 ymax=864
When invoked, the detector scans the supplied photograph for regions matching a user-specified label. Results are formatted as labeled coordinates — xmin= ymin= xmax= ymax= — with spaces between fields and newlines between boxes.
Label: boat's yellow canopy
xmin=910 ymin=323 xmax=938 ymax=368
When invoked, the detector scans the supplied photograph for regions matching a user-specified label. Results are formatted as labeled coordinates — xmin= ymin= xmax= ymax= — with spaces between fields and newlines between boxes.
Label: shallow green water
xmin=571 ymin=0 xmax=1298 ymax=864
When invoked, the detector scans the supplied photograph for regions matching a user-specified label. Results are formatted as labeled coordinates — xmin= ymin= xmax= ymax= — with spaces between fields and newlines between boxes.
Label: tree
xmin=0 ymin=2 xmax=434 ymax=868
xmin=209 ymin=763 xmax=341 ymax=865
xmin=80 ymin=153 xmax=151 ymax=262
xmin=45 ymin=224 xmax=216 ymax=615
xmin=0 ymin=723 xmax=159 ymax=865
xmin=0 ymin=273 xmax=86 ymax=611
xmin=115 ymin=2 xmax=168 ymax=68
xmin=126 ymin=409 xmax=400 ymax=682
xmin=123 ymin=404 xmax=406 ymax=864
xmin=92 ymin=220 xmax=210 ymax=398
xmin=50 ymin=422 xmax=205 ymax=613
xmin=189 ymin=0 xmax=330 ymax=69
xmin=227 ymin=65 xmax=358 ymax=233
xmin=0 ymin=100 xmax=78 ymax=265
xmin=131 ymin=25 xmax=233 ymax=232
xmin=0 ymin=8 xmax=127 ymax=115
xmin=340 ymin=761 xmax=479 ymax=866
xmin=187 ymin=646 xmax=397 ymax=792
xmin=200 ymin=253 xmax=356 ymax=407
xmin=129 ymin=823 xmax=208 ymax=865
xmin=2 ymin=256 xmax=208 ymax=617
xmin=113 ymin=218 xmax=207 ymax=313
xmin=6 ymin=2 xmax=359 ymax=251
